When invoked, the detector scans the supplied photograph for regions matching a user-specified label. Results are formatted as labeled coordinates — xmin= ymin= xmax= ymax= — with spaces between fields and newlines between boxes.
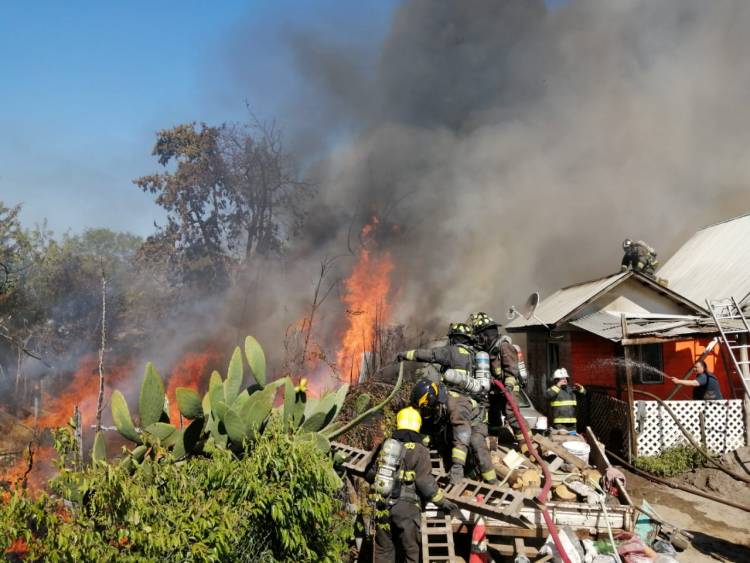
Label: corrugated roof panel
xmin=506 ymin=272 xmax=629 ymax=329
xmin=658 ymin=214 xmax=750 ymax=306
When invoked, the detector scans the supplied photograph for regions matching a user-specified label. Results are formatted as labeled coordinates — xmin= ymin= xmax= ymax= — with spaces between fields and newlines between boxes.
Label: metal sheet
xmin=507 ymin=272 xmax=630 ymax=329
xmin=658 ymin=213 xmax=750 ymax=307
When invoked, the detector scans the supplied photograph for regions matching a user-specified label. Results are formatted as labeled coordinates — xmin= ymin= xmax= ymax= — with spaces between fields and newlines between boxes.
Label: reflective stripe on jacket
xmin=544 ymin=384 xmax=584 ymax=424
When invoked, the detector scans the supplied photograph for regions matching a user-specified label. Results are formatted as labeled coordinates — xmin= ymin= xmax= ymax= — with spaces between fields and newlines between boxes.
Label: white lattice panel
xmin=635 ymin=400 xmax=746 ymax=456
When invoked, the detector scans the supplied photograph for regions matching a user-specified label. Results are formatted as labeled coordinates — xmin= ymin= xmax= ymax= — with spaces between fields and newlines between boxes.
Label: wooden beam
xmin=532 ymin=434 xmax=588 ymax=471
xmin=620 ymin=316 xmax=638 ymax=462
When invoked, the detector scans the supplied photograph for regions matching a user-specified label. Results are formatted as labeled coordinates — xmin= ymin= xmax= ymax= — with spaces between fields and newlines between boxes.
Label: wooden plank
xmin=532 ymin=434 xmax=588 ymax=470
xmin=620 ymin=316 xmax=638 ymax=462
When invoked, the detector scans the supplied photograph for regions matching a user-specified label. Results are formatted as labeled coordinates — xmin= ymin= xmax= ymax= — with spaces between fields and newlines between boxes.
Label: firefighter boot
xmin=450 ymin=463 xmax=465 ymax=485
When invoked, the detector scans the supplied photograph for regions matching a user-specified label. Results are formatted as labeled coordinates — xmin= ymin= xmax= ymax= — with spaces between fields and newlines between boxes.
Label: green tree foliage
xmin=0 ymin=423 xmax=352 ymax=562
xmin=133 ymin=120 xmax=311 ymax=290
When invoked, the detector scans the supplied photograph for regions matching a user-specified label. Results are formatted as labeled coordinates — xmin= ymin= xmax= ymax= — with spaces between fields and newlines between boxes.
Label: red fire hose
xmin=492 ymin=379 xmax=572 ymax=563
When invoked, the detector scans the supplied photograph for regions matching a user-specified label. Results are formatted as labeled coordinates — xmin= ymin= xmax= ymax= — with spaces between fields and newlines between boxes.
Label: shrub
xmin=0 ymin=420 xmax=352 ymax=562
xmin=634 ymin=444 xmax=704 ymax=477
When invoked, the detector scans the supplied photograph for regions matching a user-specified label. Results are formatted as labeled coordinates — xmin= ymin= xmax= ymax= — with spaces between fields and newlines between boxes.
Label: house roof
xmin=506 ymin=271 xmax=702 ymax=331
xmin=506 ymin=272 xmax=629 ymax=330
xmin=658 ymin=213 xmax=750 ymax=307
xmin=569 ymin=311 xmax=730 ymax=342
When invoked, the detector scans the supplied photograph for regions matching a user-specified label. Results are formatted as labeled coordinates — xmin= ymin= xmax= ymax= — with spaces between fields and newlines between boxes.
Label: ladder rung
xmin=729 ymin=345 xmax=750 ymax=350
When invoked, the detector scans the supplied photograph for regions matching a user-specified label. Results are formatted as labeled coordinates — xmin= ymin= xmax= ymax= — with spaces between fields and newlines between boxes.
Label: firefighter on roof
xmin=621 ymin=238 xmax=659 ymax=276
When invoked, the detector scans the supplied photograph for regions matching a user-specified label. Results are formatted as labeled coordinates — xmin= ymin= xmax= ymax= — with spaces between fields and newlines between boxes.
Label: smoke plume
xmin=222 ymin=0 xmax=750 ymax=346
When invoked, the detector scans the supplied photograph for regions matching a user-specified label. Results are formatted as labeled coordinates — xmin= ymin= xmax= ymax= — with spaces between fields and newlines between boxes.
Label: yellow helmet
xmin=396 ymin=407 xmax=422 ymax=433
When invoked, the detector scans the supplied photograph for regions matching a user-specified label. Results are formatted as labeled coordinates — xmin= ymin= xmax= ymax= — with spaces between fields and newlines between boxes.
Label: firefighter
xmin=466 ymin=312 xmax=525 ymax=444
xmin=621 ymin=239 xmax=659 ymax=276
xmin=407 ymin=377 xmax=498 ymax=485
xmin=544 ymin=367 xmax=585 ymax=431
xmin=398 ymin=324 xmax=496 ymax=484
xmin=368 ymin=406 xmax=457 ymax=563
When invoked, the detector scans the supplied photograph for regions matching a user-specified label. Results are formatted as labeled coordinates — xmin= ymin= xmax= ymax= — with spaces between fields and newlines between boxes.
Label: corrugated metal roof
xmin=570 ymin=311 xmax=731 ymax=342
xmin=506 ymin=272 xmax=629 ymax=329
xmin=658 ymin=214 xmax=750 ymax=307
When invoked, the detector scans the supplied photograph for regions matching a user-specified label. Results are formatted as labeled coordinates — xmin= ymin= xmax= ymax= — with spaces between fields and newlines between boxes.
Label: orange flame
xmin=336 ymin=217 xmax=394 ymax=383
xmin=165 ymin=348 xmax=221 ymax=424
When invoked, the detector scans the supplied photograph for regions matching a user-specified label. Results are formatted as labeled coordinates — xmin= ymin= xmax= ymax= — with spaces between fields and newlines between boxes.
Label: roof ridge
xmin=698 ymin=212 xmax=750 ymax=231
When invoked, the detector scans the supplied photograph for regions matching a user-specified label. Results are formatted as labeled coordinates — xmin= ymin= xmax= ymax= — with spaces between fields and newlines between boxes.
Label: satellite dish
xmin=521 ymin=292 xmax=540 ymax=320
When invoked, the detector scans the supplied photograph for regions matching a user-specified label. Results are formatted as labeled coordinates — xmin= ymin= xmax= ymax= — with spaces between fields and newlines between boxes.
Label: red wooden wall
xmin=568 ymin=332 xmax=734 ymax=400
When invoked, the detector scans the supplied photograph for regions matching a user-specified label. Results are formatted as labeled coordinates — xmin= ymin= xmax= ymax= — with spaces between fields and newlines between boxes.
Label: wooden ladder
xmin=445 ymin=477 xmax=533 ymax=528
xmin=420 ymin=513 xmax=455 ymax=562
xmin=330 ymin=441 xmax=374 ymax=477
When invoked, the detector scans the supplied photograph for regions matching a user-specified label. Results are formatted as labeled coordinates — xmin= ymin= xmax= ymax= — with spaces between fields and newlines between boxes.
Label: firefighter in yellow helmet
xmin=366 ymin=407 xmax=457 ymax=563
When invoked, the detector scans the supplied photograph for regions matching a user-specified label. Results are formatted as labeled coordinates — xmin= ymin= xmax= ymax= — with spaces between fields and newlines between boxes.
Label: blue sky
xmin=0 ymin=1 xmax=397 ymax=236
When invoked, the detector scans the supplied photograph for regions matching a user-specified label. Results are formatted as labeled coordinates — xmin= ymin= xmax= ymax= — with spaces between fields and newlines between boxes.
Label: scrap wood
xmin=533 ymin=434 xmax=588 ymax=471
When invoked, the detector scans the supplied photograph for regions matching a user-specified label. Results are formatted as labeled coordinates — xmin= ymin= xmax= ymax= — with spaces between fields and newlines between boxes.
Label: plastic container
xmin=562 ymin=441 xmax=591 ymax=465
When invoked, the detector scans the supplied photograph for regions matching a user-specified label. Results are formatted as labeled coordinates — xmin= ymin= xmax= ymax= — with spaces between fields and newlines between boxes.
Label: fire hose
xmin=493 ymin=379 xmax=572 ymax=563
xmin=606 ymin=448 xmax=750 ymax=513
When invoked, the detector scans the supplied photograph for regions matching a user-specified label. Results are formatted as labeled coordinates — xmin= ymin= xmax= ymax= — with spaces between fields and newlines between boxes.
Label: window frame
xmin=633 ymin=343 xmax=664 ymax=384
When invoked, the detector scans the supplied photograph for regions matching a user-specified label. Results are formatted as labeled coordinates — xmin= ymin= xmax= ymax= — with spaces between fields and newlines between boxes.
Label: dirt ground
xmin=625 ymin=468 xmax=750 ymax=562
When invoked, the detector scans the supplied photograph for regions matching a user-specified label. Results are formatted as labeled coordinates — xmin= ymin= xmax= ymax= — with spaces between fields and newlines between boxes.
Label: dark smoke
xmin=224 ymin=0 xmax=750 ymax=368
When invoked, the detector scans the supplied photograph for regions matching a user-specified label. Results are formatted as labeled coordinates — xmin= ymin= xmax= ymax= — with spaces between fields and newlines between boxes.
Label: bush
xmin=634 ymin=444 xmax=704 ymax=477
xmin=0 ymin=420 xmax=352 ymax=562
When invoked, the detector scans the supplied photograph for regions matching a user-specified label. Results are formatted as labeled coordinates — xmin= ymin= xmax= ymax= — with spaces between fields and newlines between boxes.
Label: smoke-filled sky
xmin=5 ymin=0 xmax=750 ymax=331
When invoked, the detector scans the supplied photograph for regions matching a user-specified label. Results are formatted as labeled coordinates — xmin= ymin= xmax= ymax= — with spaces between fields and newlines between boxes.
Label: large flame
xmin=1 ymin=355 xmax=133 ymax=493
xmin=336 ymin=217 xmax=394 ymax=383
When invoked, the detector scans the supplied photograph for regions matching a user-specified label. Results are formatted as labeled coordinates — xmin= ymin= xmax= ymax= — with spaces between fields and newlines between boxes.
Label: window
xmin=634 ymin=344 xmax=663 ymax=384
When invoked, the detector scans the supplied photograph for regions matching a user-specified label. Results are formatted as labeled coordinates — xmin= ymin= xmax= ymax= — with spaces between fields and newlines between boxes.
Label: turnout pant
xmin=447 ymin=393 xmax=496 ymax=482
xmin=373 ymin=501 xmax=421 ymax=563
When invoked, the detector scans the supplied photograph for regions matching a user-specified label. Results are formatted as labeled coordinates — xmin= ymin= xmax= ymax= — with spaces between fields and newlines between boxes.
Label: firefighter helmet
xmin=466 ymin=312 xmax=499 ymax=332
xmin=410 ymin=379 xmax=440 ymax=409
xmin=623 ymin=238 xmax=633 ymax=249
xmin=447 ymin=322 xmax=473 ymax=338
xmin=396 ymin=406 xmax=422 ymax=432
xmin=552 ymin=367 xmax=569 ymax=381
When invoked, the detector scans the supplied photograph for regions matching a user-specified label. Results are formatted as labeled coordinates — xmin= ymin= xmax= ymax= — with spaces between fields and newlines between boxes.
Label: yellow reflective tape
xmin=404 ymin=442 xmax=416 ymax=449
xmin=452 ymin=448 xmax=467 ymax=462
xmin=550 ymin=385 xmax=560 ymax=393
xmin=481 ymin=469 xmax=497 ymax=481
xmin=403 ymin=470 xmax=416 ymax=481
xmin=406 ymin=350 xmax=416 ymax=361
xmin=448 ymin=390 xmax=461 ymax=398
xmin=550 ymin=400 xmax=577 ymax=407
xmin=432 ymin=489 xmax=445 ymax=503
xmin=553 ymin=417 xmax=577 ymax=423
xmin=458 ymin=347 xmax=470 ymax=355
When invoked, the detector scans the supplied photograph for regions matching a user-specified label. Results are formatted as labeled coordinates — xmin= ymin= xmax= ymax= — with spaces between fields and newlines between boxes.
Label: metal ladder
xmin=420 ymin=513 xmax=455 ymax=562
xmin=706 ymin=297 xmax=750 ymax=399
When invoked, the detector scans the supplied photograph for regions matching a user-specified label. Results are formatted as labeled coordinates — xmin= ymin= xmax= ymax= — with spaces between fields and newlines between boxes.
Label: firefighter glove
xmin=439 ymin=499 xmax=459 ymax=515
